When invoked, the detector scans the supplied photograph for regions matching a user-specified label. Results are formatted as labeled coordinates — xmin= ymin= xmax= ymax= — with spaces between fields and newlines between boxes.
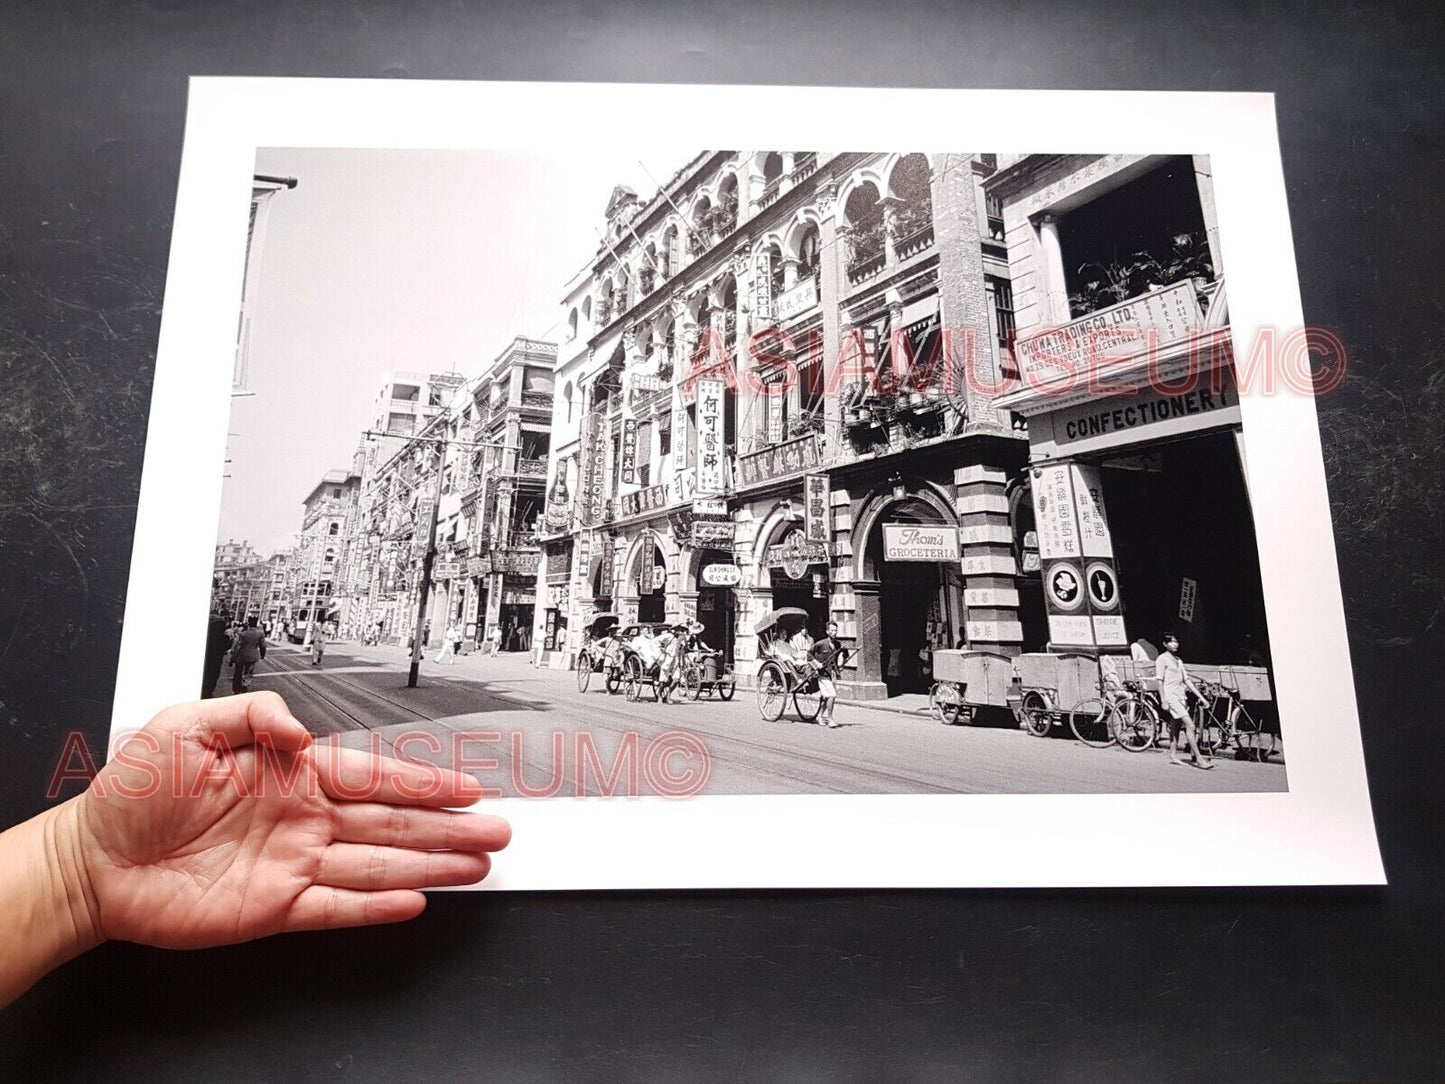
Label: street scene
xmin=208 ymin=147 xmax=1287 ymax=794
xmin=233 ymin=641 xmax=1283 ymax=796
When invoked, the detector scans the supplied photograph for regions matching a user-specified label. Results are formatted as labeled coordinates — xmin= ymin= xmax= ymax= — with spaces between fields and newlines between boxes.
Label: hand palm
xmin=71 ymin=694 xmax=508 ymax=948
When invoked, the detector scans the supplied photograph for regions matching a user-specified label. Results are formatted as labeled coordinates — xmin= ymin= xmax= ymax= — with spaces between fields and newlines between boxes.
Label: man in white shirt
xmin=1155 ymin=632 xmax=1212 ymax=769
xmin=631 ymin=625 xmax=662 ymax=671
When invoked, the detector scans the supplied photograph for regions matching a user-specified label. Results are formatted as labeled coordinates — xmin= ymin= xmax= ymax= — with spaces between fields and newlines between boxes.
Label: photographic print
xmin=112 ymin=81 xmax=1383 ymax=888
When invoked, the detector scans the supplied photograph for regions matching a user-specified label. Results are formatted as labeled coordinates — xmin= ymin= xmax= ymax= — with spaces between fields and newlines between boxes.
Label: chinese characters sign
xmin=804 ymin=474 xmax=829 ymax=544
xmin=736 ymin=434 xmax=821 ymax=489
xmin=578 ymin=412 xmax=605 ymax=528
xmin=695 ymin=378 xmax=725 ymax=495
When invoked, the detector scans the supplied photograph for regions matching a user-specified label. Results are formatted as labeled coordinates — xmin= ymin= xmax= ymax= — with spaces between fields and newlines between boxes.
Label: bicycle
xmin=1066 ymin=680 xmax=1160 ymax=751
xmin=1193 ymin=680 xmax=1277 ymax=761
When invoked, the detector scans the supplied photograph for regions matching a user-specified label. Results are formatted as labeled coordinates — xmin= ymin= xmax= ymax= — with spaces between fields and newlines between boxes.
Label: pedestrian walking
xmin=230 ymin=617 xmax=267 ymax=694
xmin=809 ymin=621 xmax=847 ymax=728
xmin=202 ymin=610 xmax=231 ymax=699
xmin=1156 ymin=632 xmax=1212 ymax=769
xmin=435 ymin=623 xmax=460 ymax=665
xmin=487 ymin=624 xmax=502 ymax=656
xmin=656 ymin=625 xmax=686 ymax=704
xmin=310 ymin=624 xmax=326 ymax=667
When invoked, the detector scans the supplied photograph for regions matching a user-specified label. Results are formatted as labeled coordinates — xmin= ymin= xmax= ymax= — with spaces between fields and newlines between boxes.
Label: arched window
xmin=797 ymin=224 xmax=821 ymax=278
xmin=717 ymin=174 xmax=739 ymax=233
xmin=581 ymin=296 xmax=592 ymax=321
xmin=889 ymin=153 xmax=934 ymax=250
xmin=328 ymin=522 xmax=339 ymax=535
xmin=563 ymin=381 xmax=574 ymax=424
xmin=662 ymin=224 xmax=679 ymax=277
xmin=568 ymin=308 xmax=578 ymax=340
xmin=844 ymin=182 xmax=885 ymax=279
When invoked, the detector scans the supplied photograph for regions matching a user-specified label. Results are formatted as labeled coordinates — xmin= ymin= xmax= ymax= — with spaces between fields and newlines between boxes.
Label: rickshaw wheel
xmin=623 ymin=656 xmax=642 ymax=701
xmin=716 ymin=672 xmax=736 ymax=701
xmin=1020 ymin=690 xmax=1053 ymax=737
xmin=756 ymin=662 xmax=787 ymax=721
xmin=793 ymin=682 xmax=823 ymax=722
xmin=605 ymin=665 xmax=623 ymax=695
xmin=680 ymin=664 xmax=702 ymax=702
xmin=576 ymin=652 xmax=591 ymax=693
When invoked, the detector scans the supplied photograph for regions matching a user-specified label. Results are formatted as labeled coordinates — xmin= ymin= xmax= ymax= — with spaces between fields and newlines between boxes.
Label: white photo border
xmin=111 ymin=78 xmax=1384 ymax=888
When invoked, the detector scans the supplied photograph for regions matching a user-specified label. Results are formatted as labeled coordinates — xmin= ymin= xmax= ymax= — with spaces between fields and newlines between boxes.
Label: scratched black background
xmin=2 ymin=2 xmax=1443 ymax=1078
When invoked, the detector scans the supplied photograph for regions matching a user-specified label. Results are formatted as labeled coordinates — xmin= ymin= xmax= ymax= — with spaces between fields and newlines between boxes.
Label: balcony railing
xmin=895 ymin=221 xmax=936 ymax=261
xmin=520 ymin=390 xmax=552 ymax=410
xmin=500 ymin=528 xmax=540 ymax=550
xmin=790 ymin=153 xmax=817 ymax=183
xmin=514 ymin=457 xmax=549 ymax=477
xmin=758 ymin=178 xmax=783 ymax=210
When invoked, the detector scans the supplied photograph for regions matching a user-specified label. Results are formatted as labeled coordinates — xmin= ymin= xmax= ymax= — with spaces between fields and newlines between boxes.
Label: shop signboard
xmin=692 ymin=497 xmax=727 ymax=517
xmin=672 ymin=402 xmax=688 ymax=470
xmin=882 ymin=523 xmax=960 ymax=562
xmin=775 ymin=276 xmax=818 ymax=322
xmin=754 ymin=250 xmax=772 ymax=323
xmin=803 ymin=473 xmax=829 ymax=544
xmin=692 ymin=521 xmax=735 ymax=548
xmin=1012 ymin=279 xmax=1202 ymax=386
xmin=466 ymin=555 xmax=489 ymax=578
xmin=1070 ymin=463 xmax=1114 ymax=559
xmin=694 ymin=378 xmax=726 ymax=495
xmin=1179 ymin=576 xmax=1198 ymax=622
xmin=620 ymin=417 xmax=638 ymax=485
xmin=433 ymin=560 xmax=461 ymax=580
xmin=768 ymin=530 xmax=828 ymax=580
xmin=620 ymin=484 xmax=668 ymax=518
xmin=701 ymin=562 xmax=740 ymax=587
xmin=1033 ymin=464 xmax=1081 ymax=560
xmin=1046 ymin=373 xmax=1238 ymax=456
xmin=736 ymin=433 xmax=822 ymax=488
xmin=495 ymin=552 xmax=541 ymax=576
xmin=544 ymin=455 xmax=572 ymax=531
xmin=577 ymin=412 xmax=605 ymax=527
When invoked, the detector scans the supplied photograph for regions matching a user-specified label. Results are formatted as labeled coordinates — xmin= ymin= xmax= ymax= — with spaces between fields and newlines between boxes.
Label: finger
xmin=308 ymin=743 xmax=486 ymax=807
xmin=152 ymin=692 xmax=312 ymax=754
xmin=284 ymin=886 xmax=427 ymax=932
xmin=316 ymin=842 xmax=492 ymax=890
xmin=332 ymin=804 xmax=512 ymax=852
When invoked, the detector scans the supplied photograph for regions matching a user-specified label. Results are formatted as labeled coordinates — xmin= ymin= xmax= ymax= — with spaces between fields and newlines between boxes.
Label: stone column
xmin=880 ymin=196 xmax=903 ymax=267
xmin=850 ymin=580 xmax=884 ymax=691
xmin=816 ymin=182 xmax=844 ymax=451
xmin=1038 ymin=214 xmax=1071 ymax=325
xmin=955 ymin=465 xmax=1023 ymax=656
xmin=1192 ymin=153 xmax=1225 ymax=278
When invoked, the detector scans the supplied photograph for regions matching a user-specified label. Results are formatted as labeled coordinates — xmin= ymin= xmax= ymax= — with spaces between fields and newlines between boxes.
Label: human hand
xmin=59 ymin=692 xmax=509 ymax=951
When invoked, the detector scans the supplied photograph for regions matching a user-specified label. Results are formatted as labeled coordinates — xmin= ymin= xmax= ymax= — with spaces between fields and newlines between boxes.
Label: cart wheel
xmin=929 ymin=682 xmax=966 ymax=725
xmin=793 ymin=681 xmax=823 ymax=723
xmin=1020 ymin=690 xmax=1053 ymax=737
xmin=623 ymin=657 xmax=642 ymax=702
xmin=681 ymin=665 xmax=702 ymax=702
xmin=576 ymin=653 xmax=591 ymax=693
xmin=716 ymin=672 xmax=736 ymax=701
xmin=756 ymin=663 xmax=787 ymax=721
xmin=605 ymin=665 xmax=622 ymax=695
xmin=1068 ymin=697 xmax=1118 ymax=748
xmin=1115 ymin=698 xmax=1159 ymax=752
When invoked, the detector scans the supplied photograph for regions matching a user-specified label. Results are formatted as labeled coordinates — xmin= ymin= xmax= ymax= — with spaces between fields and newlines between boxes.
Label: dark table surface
xmin=2 ymin=1 xmax=1442 ymax=1079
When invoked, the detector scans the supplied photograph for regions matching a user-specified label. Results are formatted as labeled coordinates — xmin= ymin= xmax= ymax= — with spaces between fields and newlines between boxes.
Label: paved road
xmin=247 ymin=642 xmax=1289 ymax=797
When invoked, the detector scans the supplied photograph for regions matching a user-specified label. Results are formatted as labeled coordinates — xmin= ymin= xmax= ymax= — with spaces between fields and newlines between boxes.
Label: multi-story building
xmin=211 ymin=539 xmax=267 ymax=622
xmin=431 ymin=337 xmax=556 ymax=653
xmin=290 ymin=470 xmax=360 ymax=638
xmin=534 ymin=151 xmax=1027 ymax=699
xmin=987 ymin=154 xmax=1269 ymax=666
xmin=263 ymin=550 xmax=293 ymax=628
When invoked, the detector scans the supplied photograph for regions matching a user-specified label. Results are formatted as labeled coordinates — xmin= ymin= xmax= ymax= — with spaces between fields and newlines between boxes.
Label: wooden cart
xmin=928 ymin=649 xmax=1017 ymax=725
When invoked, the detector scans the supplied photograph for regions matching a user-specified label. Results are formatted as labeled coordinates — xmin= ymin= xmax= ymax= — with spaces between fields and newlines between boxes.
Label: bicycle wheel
xmin=930 ymin=682 xmax=966 ymax=725
xmin=1114 ymin=697 xmax=1159 ymax=752
xmin=1068 ymin=697 xmax=1118 ymax=748
xmin=576 ymin=653 xmax=591 ymax=693
xmin=756 ymin=662 xmax=787 ymax=721
xmin=1020 ymin=690 xmax=1053 ymax=737
xmin=1193 ymin=702 xmax=1223 ymax=758
xmin=1232 ymin=704 xmax=1278 ymax=761
xmin=793 ymin=679 xmax=823 ymax=722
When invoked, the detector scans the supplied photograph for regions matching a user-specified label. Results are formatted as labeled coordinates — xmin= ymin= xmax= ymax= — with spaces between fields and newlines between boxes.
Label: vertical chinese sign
xmin=620 ymin=417 xmax=638 ymax=485
xmin=577 ymin=412 xmax=604 ymax=528
xmin=695 ymin=377 xmax=725 ymax=496
xmin=803 ymin=473 xmax=829 ymax=544
xmin=1032 ymin=463 xmax=1124 ymax=649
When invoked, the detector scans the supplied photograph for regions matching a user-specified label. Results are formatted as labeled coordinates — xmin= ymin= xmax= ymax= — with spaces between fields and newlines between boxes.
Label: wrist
xmin=30 ymin=797 xmax=105 ymax=959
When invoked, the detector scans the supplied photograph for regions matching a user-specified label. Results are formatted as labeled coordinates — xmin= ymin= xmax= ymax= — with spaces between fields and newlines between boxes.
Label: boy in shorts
xmin=808 ymin=621 xmax=847 ymax=728
xmin=1155 ymin=632 xmax=1212 ymax=769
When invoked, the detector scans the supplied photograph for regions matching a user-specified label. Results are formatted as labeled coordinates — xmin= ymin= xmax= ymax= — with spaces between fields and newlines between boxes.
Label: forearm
xmin=0 ymin=797 xmax=103 ymax=1007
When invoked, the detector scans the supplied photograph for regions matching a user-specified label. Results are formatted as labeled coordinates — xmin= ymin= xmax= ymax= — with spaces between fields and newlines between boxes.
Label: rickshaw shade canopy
xmin=586 ymin=613 xmax=620 ymax=633
xmin=754 ymin=607 xmax=810 ymax=634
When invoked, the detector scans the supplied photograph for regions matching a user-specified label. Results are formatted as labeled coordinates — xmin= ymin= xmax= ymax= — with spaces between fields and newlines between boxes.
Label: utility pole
xmin=407 ymin=445 xmax=446 ymax=688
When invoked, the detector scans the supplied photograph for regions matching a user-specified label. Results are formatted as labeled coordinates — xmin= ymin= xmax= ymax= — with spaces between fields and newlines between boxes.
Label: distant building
xmin=291 ymin=470 xmax=360 ymax=639
xmin=212 ymin=539 xmax=267 ymax=622
xmin=235 ymin=175 xmax=296 ymax=392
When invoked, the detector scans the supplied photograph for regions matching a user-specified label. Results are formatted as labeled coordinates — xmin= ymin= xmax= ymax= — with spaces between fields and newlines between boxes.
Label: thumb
xmin=171 ymin=691 xmax=313 ymax=754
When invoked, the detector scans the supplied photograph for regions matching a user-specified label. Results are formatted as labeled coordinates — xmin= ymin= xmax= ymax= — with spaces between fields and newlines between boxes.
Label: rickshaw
xmin=677 ymin=623 xmax=737 ymax=702
xmin=754 ymin=608 xmax=833 ymax=722
xmin=618 ymin=622 xmax=679 ymax=703
xmin=575 ymin=612 xmax=625 ymax=694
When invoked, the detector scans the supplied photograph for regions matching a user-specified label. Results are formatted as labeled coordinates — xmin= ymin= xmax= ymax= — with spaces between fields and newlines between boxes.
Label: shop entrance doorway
xmin=1098 ymin=429 xmax=1270 ymax=665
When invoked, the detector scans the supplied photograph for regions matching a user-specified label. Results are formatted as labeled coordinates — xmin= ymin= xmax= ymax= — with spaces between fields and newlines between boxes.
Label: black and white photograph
xmin=211 ymin=145 xmax=1284 ymax=800
xmin=109 ymin=80 xmax=1382 ymax=889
